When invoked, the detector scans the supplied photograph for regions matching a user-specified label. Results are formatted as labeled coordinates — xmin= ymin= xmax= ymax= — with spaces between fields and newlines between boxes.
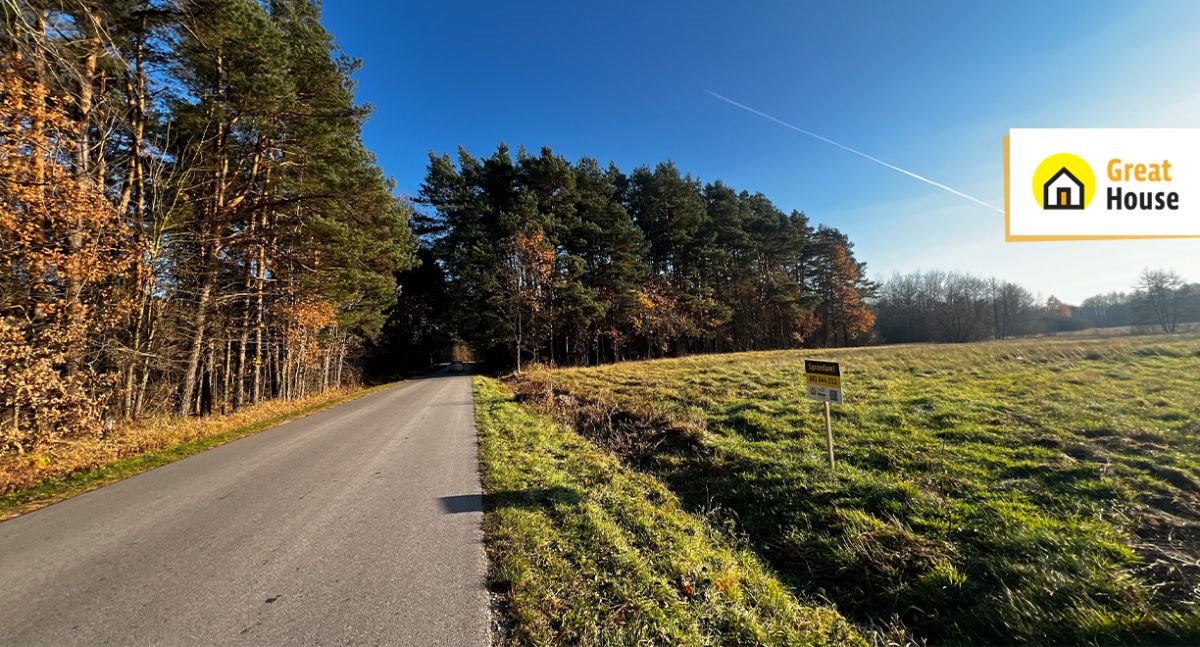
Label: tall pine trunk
xmin=180 ymin=242 xmax=218 ymax=415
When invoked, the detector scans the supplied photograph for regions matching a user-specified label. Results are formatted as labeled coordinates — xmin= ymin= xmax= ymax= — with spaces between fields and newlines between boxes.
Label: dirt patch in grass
xmin=513 ymin=378 xmax=703 ymax=467
xmin=1133 ymin=512 xmax=1200 ymax=603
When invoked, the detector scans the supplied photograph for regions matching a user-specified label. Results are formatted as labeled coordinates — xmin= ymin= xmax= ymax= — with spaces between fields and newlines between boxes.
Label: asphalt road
xmin=0 ymin=372 xmax=489 ymax=646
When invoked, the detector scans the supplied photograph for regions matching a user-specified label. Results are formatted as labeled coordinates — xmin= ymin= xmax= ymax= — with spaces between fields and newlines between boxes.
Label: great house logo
xmin=1102 ymin=158 xmax=1179 ymax=211
xmin=1032 ymin=153 xmax=1180 ymax=212
xmin=1032 ymin=153 xmax=1094 ymax=210
xmin=1006 ymin=129 xmax=1199 ymax=240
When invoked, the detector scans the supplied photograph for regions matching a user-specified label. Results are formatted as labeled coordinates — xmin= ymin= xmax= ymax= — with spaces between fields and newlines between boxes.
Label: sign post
xmin=804 ymin=360 xmax=842 ymax=469
xmin=824 ymin=400 xmax=834 ymax=469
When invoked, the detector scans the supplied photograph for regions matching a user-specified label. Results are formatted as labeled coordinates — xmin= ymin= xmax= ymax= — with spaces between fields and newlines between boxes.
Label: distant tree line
xmin=1 ymin=0 xmax=415 ymax=451
xmin=390 ymin=145 xmax=877 ymax=370
xmin=1079 ymin=269 xmax=1199 ymax=333
xmin=874 ymin=268 xmax=1199 ymax=344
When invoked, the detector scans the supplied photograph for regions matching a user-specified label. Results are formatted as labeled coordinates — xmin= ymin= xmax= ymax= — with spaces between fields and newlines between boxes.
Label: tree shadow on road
xmin=438 ymin=487 xmax=583 ymax=514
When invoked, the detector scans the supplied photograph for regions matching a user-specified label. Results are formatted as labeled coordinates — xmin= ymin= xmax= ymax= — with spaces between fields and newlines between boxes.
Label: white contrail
xmin=705 ymin=90 xmax=1003 ymax=213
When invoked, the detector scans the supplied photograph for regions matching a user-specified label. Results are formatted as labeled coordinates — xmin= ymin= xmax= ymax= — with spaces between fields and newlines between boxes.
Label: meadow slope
xmin=514 ymin=334 xmax=1200 ymax=645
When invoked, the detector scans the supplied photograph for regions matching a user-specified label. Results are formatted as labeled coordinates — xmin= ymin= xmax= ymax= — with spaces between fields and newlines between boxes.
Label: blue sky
xmin=321 ymin=0 xmax=1200 ymax=303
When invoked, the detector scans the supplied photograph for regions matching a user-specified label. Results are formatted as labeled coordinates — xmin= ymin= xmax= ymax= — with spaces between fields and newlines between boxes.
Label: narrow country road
xmin=0 ymin=372 xmax=489 ymax=646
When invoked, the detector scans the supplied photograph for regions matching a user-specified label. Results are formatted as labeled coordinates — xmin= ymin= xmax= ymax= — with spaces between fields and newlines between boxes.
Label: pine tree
xmin=413 ymin=143 xmax=875 ymax=368
xmin=571 ymin=159 xmax=648 ymax=363
xmin=168 ymin=0 xmax=291 ymax=413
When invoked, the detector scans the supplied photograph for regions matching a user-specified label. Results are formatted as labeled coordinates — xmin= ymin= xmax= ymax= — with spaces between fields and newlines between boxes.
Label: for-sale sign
xmin=804 ymin=360 xmax=842 ymax=404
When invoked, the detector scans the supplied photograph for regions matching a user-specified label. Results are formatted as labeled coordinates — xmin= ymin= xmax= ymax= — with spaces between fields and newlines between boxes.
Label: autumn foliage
xmin=497 ymin=229 xmax=555 ymax=372
xmin=822 ymin=244 xmax=875 ymax=345
xmin=1 ymin=2 xmax=415 ymax=456
xmin=0 ymin=59 xmax=134 ymax=451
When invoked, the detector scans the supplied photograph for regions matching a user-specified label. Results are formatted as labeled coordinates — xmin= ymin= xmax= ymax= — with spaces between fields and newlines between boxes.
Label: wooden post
xmin=824 ymin=401 xmax=835 ymax=469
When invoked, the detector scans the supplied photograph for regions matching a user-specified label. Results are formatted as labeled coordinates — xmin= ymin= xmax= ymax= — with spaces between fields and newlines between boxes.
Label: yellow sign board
xmin=804 ymin=360 xmax=842 ymax=404
xmin=805 ymin=373 xmax=841 ymax=389
xmin=804 ymin=359 xmax=843 ymax=469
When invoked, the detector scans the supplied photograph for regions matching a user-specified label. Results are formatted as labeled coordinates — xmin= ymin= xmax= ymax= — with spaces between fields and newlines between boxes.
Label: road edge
xmin=0 ymin=381 xmax=401 ymax=522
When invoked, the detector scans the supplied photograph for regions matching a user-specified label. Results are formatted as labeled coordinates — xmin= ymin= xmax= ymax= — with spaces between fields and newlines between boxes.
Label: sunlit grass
xmin=475 ymin=377 xmax=866 ymax=646
xmin=516 ymin=333 xmax=1200 ymax=645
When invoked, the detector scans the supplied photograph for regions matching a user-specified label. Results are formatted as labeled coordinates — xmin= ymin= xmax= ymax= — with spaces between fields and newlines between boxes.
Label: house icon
xmin=1043 ymin=167 xmax=1085 ymax=210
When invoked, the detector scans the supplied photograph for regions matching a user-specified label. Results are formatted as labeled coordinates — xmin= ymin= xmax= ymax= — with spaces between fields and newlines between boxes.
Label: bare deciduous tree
xmin=1136 ymin=269 xmax=1186 ymax=334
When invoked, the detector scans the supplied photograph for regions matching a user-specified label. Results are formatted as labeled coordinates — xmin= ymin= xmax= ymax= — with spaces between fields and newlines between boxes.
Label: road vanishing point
xmin=0 ymin=371 xmax=489 ymax=646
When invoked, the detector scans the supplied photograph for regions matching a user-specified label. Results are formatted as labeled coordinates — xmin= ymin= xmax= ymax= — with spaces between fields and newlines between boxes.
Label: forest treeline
xmin=874 ymin=268 xmax=1200 ymax=344
xmin=1 ymin=0 xmax=415 ymax=451
xmin=380 ymin=145 xmax=877 ymax=370
xmin=385 ymin=144 xmax=1199 ymax=368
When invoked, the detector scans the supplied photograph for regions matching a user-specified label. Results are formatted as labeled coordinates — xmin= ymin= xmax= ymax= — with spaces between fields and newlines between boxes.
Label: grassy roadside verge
xmin=0 ymin=381 xmax=398 ymax=521
xmin=474 ymin=376 xmax=865 ymax=647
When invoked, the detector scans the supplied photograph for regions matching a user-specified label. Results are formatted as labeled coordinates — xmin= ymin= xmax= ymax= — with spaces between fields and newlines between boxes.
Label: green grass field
xmin=493 ymin=334 xmax=1200 ymax=645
